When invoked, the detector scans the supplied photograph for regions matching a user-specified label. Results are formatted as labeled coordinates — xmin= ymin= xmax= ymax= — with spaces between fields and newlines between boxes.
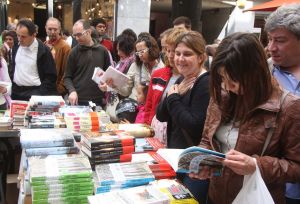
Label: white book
xmin=92 ymin=66 xmax=130 ymax=90
xmin=92 ymin=67 xmax=105 ymax=84
xmin=156 ymin=148 xmax=184 ymax=172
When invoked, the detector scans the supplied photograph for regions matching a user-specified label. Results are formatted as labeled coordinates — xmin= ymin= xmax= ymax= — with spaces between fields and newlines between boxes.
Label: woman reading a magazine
xmin=190 ymin=33 xmax=300 ymax=204
xmin=156 ymin=31 xmax=210 ymax=203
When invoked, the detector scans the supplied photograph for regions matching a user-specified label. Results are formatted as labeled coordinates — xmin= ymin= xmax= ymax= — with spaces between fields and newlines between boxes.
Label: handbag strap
xmin=261 ymin=90 xmax=289 ymax=156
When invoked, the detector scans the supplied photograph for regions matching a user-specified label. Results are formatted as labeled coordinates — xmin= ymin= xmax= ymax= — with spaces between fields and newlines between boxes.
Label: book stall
xmin=1 ymin=95 xmax=202 ymax=204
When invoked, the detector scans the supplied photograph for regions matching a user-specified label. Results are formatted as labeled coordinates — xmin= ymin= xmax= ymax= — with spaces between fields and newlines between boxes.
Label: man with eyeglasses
xmin=64 ymin=19 xmax=111 ymax=107
xmin=11 ymin=18 xmax=57 ymax=101
xmin=44 ymin=17 xmax=71 ymax=96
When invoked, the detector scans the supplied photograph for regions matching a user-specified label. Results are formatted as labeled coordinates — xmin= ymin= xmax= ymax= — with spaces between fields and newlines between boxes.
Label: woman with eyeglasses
xmin=99 ymin=33 xmax=136 ymax=122
xmin=112 ymin=33 xmax=164 ymax=101
xmin=189 ymin=33 xmax=300 ymax=204
xmin=156 ymin=31 xmax=210 ymax=203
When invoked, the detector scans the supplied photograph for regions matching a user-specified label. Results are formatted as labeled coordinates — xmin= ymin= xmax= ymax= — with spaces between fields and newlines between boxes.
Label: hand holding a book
xmin=0 ymin=86 xmax=7 ymax=94
xmin=98 ymin=78 xmax=116 ymax=92
xmin=223 ymin=149 xmax=256 ymax=175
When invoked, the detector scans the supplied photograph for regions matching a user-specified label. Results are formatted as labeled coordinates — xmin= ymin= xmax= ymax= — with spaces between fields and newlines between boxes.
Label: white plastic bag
xmin=232 ymin=160 xmax=275 ymax=204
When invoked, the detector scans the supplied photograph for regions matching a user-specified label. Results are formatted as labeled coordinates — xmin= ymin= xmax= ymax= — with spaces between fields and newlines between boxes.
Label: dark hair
xmin=2 ymin=30 xmax=16 ymax=41
xmin=117 ymin=34 xmax=135 ymax=56
xmin=135 ymin=33 xmax=160 ymax=66
xmin=121 ymin=28 xmax=137 ymax=42
xmin=63 ymin=30 xmax=70 ymax=36
xmin=210 ymin=32 xmax=274 ymax=123
xmin=90 ymin=26 xmax=100 ymax=39
xmin=173 ymin=16 xmax=192 ymax=30
xmin=91 ymin=18 xmax=107 ymax=27
xmin=17 ymin=18 xmax=36 ymax=35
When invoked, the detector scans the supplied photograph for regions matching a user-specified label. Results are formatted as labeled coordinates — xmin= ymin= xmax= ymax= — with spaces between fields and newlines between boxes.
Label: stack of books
xmin=132 ymin=152 xmax=176 ymax=180
xmin=25 ymin=96 xmax=66 ymax=129
xmin=94 ymin=161 xmax=155 ymax=194
xmin=80 ymin=131 xmax=135 ymax=168
xmin=10 ymin=100 xmax=28 ymax=127
xmin=89 ymin=179 xmax=199 ymax=204
xmin=0 ymin=111 xmax=12 ymax=130
xmin=64 ymin=111 xmax=111 ymax=132
xmin=59 ymin=106 xmax=92 ymax=116
xmin=20 ymin=128 xmax=79 ymax=157
xmin=134 ymin=137 xmax=165 ymax=152
xmin=28 ymin=155 xmax=93 ymax=204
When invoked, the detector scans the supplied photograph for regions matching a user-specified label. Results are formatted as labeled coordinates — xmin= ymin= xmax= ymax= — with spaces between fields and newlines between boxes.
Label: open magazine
xmin=92 ymin=66 xmax=130 ymax=90
xmin=177 ymin=146 xmax=225 ymax=175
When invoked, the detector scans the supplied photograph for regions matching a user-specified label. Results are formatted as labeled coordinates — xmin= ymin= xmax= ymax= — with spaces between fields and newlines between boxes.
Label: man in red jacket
xmin=91 ymin=18 xmax=113 ymax=53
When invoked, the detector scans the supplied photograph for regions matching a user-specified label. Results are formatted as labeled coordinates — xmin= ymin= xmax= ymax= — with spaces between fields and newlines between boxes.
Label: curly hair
xmin=265 ymin=3 xmax=300 ymax=39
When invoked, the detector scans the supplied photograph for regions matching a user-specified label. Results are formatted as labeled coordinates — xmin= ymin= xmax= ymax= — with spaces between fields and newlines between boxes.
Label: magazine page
xmin=177 ymin=146 xmax=225 ymax=175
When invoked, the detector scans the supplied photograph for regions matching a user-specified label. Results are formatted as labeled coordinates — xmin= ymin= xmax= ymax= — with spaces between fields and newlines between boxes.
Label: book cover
xmin=25 ymin=146 xmax=79 ymax=157
xmin=135 ymin=137 xmax=165 ymax=152
xmin=20 ymin=128 xmax=74 ymax=149
xmin=92 ymin=67 xmax=105 ymax=84
xmin=88 ymin=185 xmax=169 ymax=204
xmin=92 ymin=66 xmax=130 ymax=90
xmin=152 ymin=179 xmax=199 ymax=204
xmin=81 ymin=131 xmax=135 ymax=149
xmin=177 ymin=146 xmax=225 ymax=174
xmin=81 ymin=144 xmax=135 ymax=158
xmin=89 ymin=154 xmax=132 ymax=166
xmin=95 ymin=161 xmax=155 ymax=186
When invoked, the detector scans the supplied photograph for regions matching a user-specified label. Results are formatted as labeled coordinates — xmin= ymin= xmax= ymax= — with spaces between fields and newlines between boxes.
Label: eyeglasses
xmin=135 ymin=48 xmax=149 ymax=56
xmin=72 ymin=30 xmax=88 ymax=38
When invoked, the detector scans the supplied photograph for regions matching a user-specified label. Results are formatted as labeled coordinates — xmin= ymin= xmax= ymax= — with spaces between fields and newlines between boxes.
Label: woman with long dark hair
xmin=190 ymin=33 xmax=300 ymax=204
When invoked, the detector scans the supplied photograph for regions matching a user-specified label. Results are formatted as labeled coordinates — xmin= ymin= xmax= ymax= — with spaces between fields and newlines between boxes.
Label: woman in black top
xmin=156 ymin=31 xmax=210 ymax=203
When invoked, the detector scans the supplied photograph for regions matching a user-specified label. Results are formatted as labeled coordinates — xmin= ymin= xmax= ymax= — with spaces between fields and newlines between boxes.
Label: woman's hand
xmin=106 ymin=78 xmax=116 ymax=89
xmin=223 ymin=149 xmax=256 ymax=175
xmin=167 ymin=84 xmax=179 ymax=96
xmin=178 ymin=77 xmax=196 ymax=95
xmin=0 ymin=86 xmax=7 ymax=94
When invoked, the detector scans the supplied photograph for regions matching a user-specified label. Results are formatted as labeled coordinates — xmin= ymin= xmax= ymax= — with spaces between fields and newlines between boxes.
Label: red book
xmin=10 ymin=100 xmax=28 ymax=118
xmin=81 ymin=131 xmax=135 ymax=150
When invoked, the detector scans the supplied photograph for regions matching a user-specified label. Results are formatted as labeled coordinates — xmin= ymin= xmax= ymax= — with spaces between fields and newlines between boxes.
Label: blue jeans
xmin=178 ymin=173 xmax=209 ymax=204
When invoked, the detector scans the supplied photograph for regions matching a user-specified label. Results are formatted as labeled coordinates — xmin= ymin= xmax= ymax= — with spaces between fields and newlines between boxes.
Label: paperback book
xmin=20 ymin=128 xmax=74 ymax=149
xmin=81 ymin=131 xmax=135 ymax=150
xmin=92 ymin=66 xmax=130 ymax=91
xmin=95 ymin=161 xmax=155 ymax=186
xmin=81 ymin=144 xmax=135 ymax=158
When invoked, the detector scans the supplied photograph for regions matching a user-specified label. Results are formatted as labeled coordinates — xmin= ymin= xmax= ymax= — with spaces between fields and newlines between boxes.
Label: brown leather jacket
xmin=200 ymin=91 xmax=300 ymax=204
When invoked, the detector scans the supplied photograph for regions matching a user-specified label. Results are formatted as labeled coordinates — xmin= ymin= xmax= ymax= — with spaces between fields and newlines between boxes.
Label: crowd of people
xmin=0 ymin=3 xmax=300 ymax=204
